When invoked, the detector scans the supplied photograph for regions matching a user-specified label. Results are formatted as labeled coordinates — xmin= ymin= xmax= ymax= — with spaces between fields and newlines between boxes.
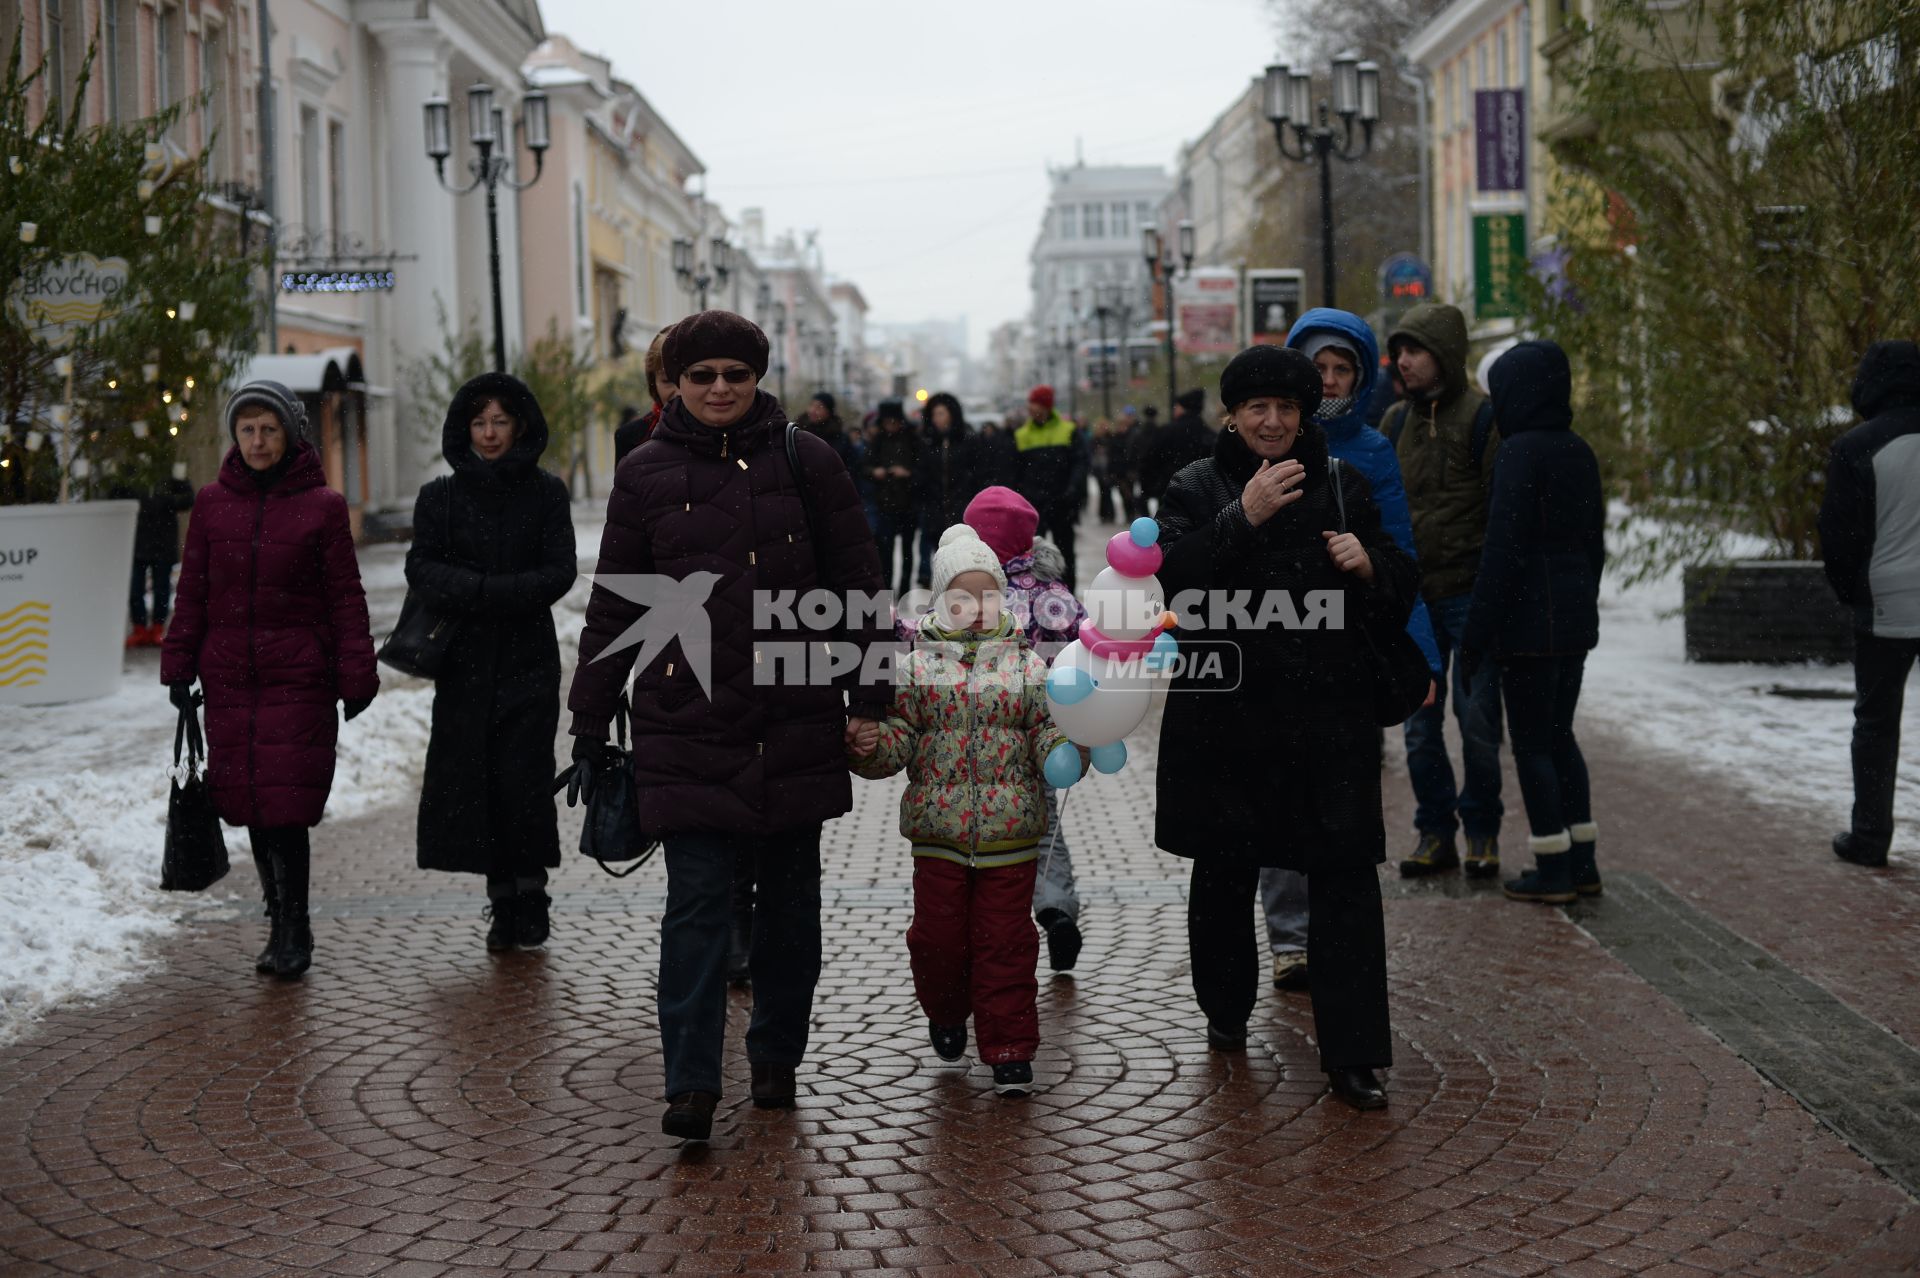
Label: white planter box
xmin=0 ymin=501 xmax=138 ymax=705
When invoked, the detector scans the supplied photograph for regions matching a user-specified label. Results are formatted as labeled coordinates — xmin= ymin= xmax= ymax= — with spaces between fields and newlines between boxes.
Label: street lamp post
xmin=1091 ymin=282 xmax=1126 ymax=423
xmin=1064 ymin=286 xmax=1081 ymax=421
xmin=1141 ymin=221 xmax=1196 ymax=421
xmin=674 ymin=235 xmax=732 ymax=311
xmin=772 ymin=301 xmax=788 ymax=402
xmin=1263 ymin=55 xmax=1381 ymax=308
xmin=423 ymin=84 xmax=550 ymax=373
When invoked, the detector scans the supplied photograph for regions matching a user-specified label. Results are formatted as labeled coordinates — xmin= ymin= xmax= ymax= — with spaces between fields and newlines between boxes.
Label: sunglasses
xmin=683 ymin=367 xmax=757 ymax=386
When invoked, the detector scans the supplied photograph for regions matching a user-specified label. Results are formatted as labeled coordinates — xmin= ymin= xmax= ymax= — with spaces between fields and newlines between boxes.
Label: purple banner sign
xmin=1475 ymin=89 xmax=1527 ymax=193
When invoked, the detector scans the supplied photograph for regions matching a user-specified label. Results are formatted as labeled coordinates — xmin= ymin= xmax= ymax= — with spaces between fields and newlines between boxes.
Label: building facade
xmin=1027 ymin=163 xmax=1172 ymax=402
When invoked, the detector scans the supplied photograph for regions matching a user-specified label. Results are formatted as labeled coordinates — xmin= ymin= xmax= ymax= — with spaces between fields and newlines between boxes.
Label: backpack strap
xmin=1382 ymin=400 xmax=1411 ymax=448
xmin=784 ymin=424 xmax=826 ymax=583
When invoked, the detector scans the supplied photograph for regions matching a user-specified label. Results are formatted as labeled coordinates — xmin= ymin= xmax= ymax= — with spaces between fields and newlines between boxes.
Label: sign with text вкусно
xmin=1475 ymin=89 xmax=1527 ymax=193
xmin=1245 ymin=270 xmax=1305 ymax=347
xmin=1473 ymin=212 xmax=1528 ymax=319
xmin=8 ymin=254 xmax=131 ymax=349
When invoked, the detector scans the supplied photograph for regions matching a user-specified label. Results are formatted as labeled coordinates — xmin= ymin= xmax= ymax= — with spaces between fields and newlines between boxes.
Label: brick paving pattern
xmin=5 ymin=526 xmax=1920 ymax=1275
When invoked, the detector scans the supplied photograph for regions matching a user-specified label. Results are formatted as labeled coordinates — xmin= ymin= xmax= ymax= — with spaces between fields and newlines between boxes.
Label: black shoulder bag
xmin=553 ymin=692 xmax=657 ymax=877
xmin=1329 ymin=458 xmax=1433 ymax=727
xmin=160 ymin=694 xmax=229 ymax=891
xmin=378 ymin=481 xmax=461 ymax=679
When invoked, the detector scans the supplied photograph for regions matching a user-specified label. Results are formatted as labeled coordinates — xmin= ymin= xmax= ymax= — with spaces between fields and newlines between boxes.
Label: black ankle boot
xmin=251 ymin=853 xmax=281 ymax=975
xmin=514 ymin=889 xmax=550 ymax=948
xmin=269 ymin=839 xmax=312 ymax=980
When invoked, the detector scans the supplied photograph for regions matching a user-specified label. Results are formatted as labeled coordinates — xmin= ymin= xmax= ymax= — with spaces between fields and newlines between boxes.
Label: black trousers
xmin=1852 ymin=632 xmax=1920 ymax=850
xmin=248 ymin=826 xmax=310 ymax=907
xmin=1188 ymin=858 xmax=1392 ymax=1071
xmin=1500 ymin=654 xmax=1592 ymax=840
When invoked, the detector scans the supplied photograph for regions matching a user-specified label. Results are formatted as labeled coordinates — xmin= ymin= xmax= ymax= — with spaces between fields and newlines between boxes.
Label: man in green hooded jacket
xmin=1382 ymin=302 xmax=1506 ymax=879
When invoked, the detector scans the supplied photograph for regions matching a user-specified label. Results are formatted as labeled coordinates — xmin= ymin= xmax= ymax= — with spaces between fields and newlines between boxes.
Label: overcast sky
xmin=536 ymin=0 xmax=1282 ymax=356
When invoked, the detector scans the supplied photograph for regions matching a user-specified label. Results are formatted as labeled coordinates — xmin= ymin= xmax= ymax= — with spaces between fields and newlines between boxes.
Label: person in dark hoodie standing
xmin=161 ymin=381 xmax=379 ymax=980
xmin=1456 ymin=342 xmax=1605 ymax=904
xmin=115 ymin=464 xmax=195 ymax=647
xmin=1383 ymin=302 xmax=1506 ymax=881
xmin=407 ymin=373 xmax=578 ymax=948
xmin=1820 ymin=340 xmax=1920 ymax=869
xmin=866 ymin=399 xmax=921 ymax=595
xmin=566 ymin=311 xmax=889 ymax=1142
xmin=913 ymin=393 xmax=982 ymax=588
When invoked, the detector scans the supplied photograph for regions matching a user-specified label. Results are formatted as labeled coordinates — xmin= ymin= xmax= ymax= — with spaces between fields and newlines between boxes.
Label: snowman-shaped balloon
xmin=1043 ymin=518 xmax=1179 ymax=785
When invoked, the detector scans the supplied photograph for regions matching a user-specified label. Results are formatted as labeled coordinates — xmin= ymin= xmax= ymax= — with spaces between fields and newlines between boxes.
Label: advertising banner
xmin=1472 ymin=212 xmax=1529 ymax=319
xmin=0 ymin=502 xmax=138 ymax=705
xmin=1173 ymin=268 xmax=1241 ymax=357
xmin=1245 ymin=270 xmax=1305 ymax=346
xmin=1475 ymin=89 xmax=1527 ymax=193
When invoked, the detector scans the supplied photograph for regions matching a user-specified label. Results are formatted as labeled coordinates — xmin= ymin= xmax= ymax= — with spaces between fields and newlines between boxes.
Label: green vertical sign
xmin=1473 ymin=212 xmax=1527 ymax=319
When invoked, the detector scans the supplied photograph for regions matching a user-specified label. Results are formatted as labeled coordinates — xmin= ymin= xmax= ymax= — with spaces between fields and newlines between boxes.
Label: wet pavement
xmin=4 ymin=529 xmax=1920 ymax=1276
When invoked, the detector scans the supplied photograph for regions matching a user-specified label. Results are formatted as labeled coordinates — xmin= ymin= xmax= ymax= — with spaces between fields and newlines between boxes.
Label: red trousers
xmin=907 ymin=857 xmax=1040 ymax=1064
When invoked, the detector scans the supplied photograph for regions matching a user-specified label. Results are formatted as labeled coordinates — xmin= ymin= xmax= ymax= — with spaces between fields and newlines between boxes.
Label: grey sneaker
xmin=1271 ymin=952 xmax=1310 ymax=991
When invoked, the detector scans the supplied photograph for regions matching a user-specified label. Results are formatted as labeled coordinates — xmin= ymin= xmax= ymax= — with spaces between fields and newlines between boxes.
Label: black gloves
xmin=342 ymin=696 xmax=373 ymax=722
xmin=572 ymin=735 xmax=615 ymax=767
xmin=168 ymin=682 xmax=197 ymax=711
xmin=558 ymin=735 xmax=618 ymax=807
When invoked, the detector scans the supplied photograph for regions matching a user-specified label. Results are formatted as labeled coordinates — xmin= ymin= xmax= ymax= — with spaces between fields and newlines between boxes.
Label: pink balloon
xmin=1105 ymin=532 xmax=1163 ymax=579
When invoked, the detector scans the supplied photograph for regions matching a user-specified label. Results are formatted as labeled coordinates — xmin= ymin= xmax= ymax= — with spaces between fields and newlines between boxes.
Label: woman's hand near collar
xmin=1240 ymin=459 xmax=1306 ymax=527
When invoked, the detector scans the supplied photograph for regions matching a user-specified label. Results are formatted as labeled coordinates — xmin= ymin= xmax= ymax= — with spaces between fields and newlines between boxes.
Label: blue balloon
xmin=1146 ymin=630 xmax=1179 ymax=673
xmin=1089 ymin=740 xmax=1128 ymax=774
xmin=1047 ymin=664 xmax=1096 ymax=706
xmin=1130 ymin=517 xmax=1160 ymax=547
xmin=1044 ymin=740 xmax=1084 ymax=789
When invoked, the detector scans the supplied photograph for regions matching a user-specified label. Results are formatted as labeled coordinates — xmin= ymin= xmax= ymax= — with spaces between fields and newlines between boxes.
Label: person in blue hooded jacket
xmin=1457 ymin=341 xmax=1605 ymax=905
xmin=1255 ymin=308 xmax=1444 ymax=992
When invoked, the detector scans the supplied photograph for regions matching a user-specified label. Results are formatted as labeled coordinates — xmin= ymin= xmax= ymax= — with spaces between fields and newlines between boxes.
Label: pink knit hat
xmin=963 ymin=486 xmax=1039 ymax=564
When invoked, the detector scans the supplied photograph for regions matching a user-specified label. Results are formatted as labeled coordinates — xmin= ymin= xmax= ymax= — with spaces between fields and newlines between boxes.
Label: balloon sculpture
xmin=1043 ymin=517 xmax=1179 ymax=787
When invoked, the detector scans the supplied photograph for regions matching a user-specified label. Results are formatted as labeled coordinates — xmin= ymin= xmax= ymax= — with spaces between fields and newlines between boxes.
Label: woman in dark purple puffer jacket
xmin=161 ymin=380 xmax=379 ymax=981
xmin=567 ymin=311 xmax=889 ymax=1142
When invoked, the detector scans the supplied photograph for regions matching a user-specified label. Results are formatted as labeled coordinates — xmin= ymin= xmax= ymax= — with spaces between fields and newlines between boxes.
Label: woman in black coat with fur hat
xmin=1154 ymin=345 xmax=1417 ymax=1111
xmin=407 ymin=373 xmax=578 ymax=949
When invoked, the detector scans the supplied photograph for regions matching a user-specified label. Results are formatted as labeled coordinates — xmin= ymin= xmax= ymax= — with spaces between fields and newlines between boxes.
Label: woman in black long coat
xmin=407 ymin=373 xmax=578 ymax=949
xmin=1154 ymin=345 xmax=1417 ymax=1111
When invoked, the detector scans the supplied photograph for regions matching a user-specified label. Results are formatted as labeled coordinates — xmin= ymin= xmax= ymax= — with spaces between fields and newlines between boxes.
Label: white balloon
xmin=1083 ymin=567 xmax=1166 ymax=641
xmin=1045 ymin=639 xmax=1153 ymax=747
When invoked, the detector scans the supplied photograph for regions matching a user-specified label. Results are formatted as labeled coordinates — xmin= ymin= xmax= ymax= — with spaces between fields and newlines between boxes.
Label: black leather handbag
xmin=377 ymin=483 xmax=459 ymax=679
xmin=160 ymin=696 xmax=229 ymax=892
xmin=1329 ymin=458 xmax=1433 ymax=727
xmin=554 ymin=693 xmax=657 ymax=877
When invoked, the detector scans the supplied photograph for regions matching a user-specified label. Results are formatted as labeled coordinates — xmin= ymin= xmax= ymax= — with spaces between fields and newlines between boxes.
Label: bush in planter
xmin=0 ymin=31 xmax=259 ymax=507
xmin=1526 ymin=0 xmax=1920 ymax=601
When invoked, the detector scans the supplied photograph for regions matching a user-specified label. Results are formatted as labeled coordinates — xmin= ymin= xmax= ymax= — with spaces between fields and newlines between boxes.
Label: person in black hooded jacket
xmin=913 ymin=393 xmax=982 ymax=587
xmin=1458 ymin=341 xmax=1605 ymax=905
xmin=1820 ymin=340 xmax=1920 ymax=869
xmin=406 ymin=373 xmax=579 ymax=949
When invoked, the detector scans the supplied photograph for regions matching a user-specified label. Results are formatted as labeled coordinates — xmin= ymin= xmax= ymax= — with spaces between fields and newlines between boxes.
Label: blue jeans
xmin=1403 ymin=593 xmax=1505 ymax=839
xmin=658 ymin=826 xmax=822 ymax=1099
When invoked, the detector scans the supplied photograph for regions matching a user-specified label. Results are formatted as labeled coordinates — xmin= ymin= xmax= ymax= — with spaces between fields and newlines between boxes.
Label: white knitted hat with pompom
xmin=930 ymin=524 xmax=1008 ymax=601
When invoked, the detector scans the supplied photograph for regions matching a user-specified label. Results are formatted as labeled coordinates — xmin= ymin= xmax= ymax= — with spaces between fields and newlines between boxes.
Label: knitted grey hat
xmin=223 ymin=379 xmax=309 ymax=444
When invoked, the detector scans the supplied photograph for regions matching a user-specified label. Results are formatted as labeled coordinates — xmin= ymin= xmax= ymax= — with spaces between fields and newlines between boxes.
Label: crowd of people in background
xmin=145 ymin=301 xmax=1917 ymax=1142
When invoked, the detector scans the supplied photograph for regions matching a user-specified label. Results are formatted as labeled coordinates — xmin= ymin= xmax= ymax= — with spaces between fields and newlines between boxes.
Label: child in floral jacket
xmin=851 ymin=524 xmax=1072 ymax=1097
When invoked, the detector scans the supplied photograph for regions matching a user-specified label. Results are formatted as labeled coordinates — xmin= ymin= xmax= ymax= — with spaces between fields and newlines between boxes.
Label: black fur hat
xmin=1219 ymin=345 xmax=1323 ymax=416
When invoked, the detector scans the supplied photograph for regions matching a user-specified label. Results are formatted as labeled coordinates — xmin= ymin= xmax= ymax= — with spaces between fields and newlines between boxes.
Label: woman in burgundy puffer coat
xmin=567 ymin=311 xmax=890 ymax=1142
xmin=161 ymin=380 xmax=379 ymax=980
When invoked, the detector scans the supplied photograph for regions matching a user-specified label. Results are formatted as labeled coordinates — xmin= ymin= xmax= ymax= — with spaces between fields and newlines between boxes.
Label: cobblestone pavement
xmin=6 ymin=526 xmax=1920 ymax=1276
